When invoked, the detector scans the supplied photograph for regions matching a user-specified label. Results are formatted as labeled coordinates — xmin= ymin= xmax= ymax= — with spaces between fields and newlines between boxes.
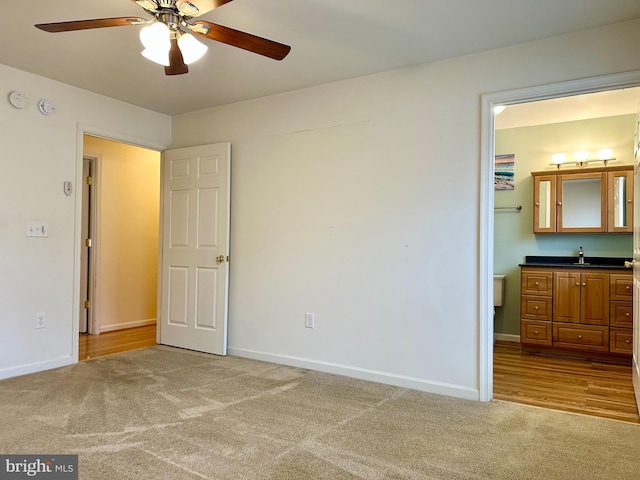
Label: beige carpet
xmin=0 ymin=346 xmax=638 ymax=479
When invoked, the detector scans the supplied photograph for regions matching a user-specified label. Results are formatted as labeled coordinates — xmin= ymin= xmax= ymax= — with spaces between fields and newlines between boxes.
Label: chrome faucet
xmin=578 ymin=246 xmax=584 ymax=264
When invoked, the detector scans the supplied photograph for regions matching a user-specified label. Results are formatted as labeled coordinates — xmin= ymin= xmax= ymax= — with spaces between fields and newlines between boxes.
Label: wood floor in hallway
xmin=493 ymin=340 xmax=639 ymax=423
xmin=79 ymin=324 xmax=157 ymax=361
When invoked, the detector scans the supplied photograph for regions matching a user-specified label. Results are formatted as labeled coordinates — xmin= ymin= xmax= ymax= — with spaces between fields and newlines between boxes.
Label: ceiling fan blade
xmin=192 ymin=21 xmax=290 ymax=60
xmin=179 ymin=0 xmax=235 ymax=17
xmin=35 ymin=17 xmax=144 ymax=33
xmin=165 ymin=38 xmax=189 ymax=76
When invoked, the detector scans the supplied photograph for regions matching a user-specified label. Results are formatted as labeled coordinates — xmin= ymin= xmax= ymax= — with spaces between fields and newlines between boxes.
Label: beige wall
xmin=83 ymin=136 xmax=160 ymax=332
xmin=0 ymin=63 xmax=170 ymax=379
xmin=171 ymin=19 xmax=640 ymax=400
xmin=494 ymin=114 xmax=635 ymax=336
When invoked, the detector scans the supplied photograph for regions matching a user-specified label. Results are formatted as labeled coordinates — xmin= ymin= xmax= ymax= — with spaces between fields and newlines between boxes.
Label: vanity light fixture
xmin=549 ymin=149 xmax=616 ymax=168
xmin=493 ymin=105 xmax=506 ymax=115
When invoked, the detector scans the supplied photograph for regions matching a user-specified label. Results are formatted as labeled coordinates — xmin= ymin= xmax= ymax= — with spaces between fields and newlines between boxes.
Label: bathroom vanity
xmin=519 ymin=256 xmax=632 ymax=360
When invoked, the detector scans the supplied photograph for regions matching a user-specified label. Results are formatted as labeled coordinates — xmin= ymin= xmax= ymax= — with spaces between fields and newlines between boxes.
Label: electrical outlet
xmin=35 ymin=313 xmax=46 ymax=329
xmin=305 ymin=312 xmax=315 ymax=329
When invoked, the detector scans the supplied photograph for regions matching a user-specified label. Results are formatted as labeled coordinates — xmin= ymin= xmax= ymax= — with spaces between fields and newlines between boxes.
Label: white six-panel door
xmin=160 ymin=143 xmax=230 ymax=355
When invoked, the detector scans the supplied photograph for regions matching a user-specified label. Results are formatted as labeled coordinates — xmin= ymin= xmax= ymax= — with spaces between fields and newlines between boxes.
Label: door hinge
xmin=86 ymin=176 xmax=93 ymax=186
xmin=84 ymin=300 xmax=91 ymax=309
xmin=85 ymin=238 xmax=92 ymax=247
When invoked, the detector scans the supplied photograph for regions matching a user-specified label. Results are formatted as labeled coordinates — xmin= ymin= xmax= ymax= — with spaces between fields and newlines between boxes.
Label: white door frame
xmin=72 ymin=125 xmax=168 ymax=361
xmin=479 ymin=70 xmax=640 ymax=402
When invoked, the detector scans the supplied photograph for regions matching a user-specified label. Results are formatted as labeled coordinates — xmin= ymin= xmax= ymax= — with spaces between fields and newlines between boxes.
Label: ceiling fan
xmin=35 ymin=0 xmax=291 ymax=76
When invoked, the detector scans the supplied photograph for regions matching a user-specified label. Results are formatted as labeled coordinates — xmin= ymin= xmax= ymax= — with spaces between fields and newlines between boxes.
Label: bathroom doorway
xmin=483 ymin=75 xmax=640 ymax=421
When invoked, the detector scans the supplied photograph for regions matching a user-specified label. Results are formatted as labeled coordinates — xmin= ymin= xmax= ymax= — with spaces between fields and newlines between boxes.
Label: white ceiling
xmin=2 ymin=0 xmax=640 ymax=116
xmin=495 ymin=87 xmax=640 ymax=130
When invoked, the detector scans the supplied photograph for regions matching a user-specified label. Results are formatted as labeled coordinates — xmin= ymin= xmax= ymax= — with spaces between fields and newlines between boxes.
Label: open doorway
xmin=483 ymin=75 xmax=640 ymax=422
xmin=78 ymin=135 xmax=161 ymax=360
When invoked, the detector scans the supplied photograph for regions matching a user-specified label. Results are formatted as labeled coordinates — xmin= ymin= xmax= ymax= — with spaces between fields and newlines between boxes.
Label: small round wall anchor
xmin=8 ymin=91 xmax=28 ymax=109
xmin=38 ymin=98 xmax=55 ymax=116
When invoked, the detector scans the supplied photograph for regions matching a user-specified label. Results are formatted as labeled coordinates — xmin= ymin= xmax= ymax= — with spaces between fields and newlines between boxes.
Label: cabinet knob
xmin=578 ymin=334 xmax=583 ymax=339
xmin=628 ymin=199 xmax=632 ymax=203
xmin=534 ymin=282 xmax=539 ymax=286
xmin=534 ymin=306 xmax=539 ymax=310
xmin=626 ymin=286 xmax=631 ymax=291
xmin=626 ymin=312 xmax=631 ymax=317
xmin=575 ymin=283 xmax=580 ymax=286
xmin=582 ymin=283 xmax=586 ymax=286
xmin=533 ymin=330 xmax=539 ymax=335
xmin=626 ymin=339 xmax=631 ymax=344
xmin=557 ymin=201 xmax=562 ymax=206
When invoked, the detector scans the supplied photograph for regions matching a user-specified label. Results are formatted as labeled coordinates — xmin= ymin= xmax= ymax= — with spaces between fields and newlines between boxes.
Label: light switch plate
xmin=26 ymin=222 xmax=48 ymax=237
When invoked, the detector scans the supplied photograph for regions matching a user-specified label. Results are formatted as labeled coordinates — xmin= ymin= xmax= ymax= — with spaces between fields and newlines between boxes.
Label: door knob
xmin=216 ymin=255 xmax=226 ymax=263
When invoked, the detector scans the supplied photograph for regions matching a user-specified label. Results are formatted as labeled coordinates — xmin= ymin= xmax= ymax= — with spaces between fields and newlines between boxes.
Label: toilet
xmin=493 ymin=274 xmax=506 ymax=309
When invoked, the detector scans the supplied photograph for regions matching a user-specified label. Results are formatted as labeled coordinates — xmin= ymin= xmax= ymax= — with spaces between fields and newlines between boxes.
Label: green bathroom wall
xmin=494 ymin=114 xmax=635 ymax=336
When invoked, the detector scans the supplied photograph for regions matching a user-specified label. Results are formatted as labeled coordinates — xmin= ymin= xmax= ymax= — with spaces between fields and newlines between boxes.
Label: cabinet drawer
xmin=610 ymin=328 xmax=633 ymax=354
xmin=609 ymin=274 xmax=632 ymax=301
xmin=521 ymin=320 xmax=552 ymax=346
xmin=610 ymin=301 xmax=633 ymax=328
xmin=520 ymin=296 xmax=553 ymax=320
xmin=521 ymin=271 xmax=553 ymax=296
xmin=552 ymin=324 xmax=609 ymax=352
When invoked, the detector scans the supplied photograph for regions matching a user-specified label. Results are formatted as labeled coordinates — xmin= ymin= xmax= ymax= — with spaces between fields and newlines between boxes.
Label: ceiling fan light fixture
xmin=178 ymin=32 xmax=208 ymax=64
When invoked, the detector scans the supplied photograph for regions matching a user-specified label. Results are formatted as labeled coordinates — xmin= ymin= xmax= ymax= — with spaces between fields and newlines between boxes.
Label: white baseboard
xmin=100 ymin=318 xmax=156 ymax=333
xmin=0 ymin=355 xmax=74 ymax=381
xmin=494 ymin=333 xmax=520 ymax=343
xmin=227 ymin=347 xmax=479 ymax=401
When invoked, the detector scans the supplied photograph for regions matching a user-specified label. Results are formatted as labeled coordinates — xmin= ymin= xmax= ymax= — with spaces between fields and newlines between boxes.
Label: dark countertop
xmin=519 ymin=255 xmax=632 ymax=270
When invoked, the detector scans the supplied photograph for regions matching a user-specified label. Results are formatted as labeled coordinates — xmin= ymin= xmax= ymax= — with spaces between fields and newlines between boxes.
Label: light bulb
xmin=597 ymin=148 xmax=613 ymax=160
xmin=178 ymin=33 xmax=208 ymax=64
xmin=493 ymin=105 xmax=506 ymax=115
xmin=551 ymin=153 xmax=566 ymax=165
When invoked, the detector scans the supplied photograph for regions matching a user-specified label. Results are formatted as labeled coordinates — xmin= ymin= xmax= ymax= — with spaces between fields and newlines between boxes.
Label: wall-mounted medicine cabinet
xmin=532 ymin=165 xmax=633 ymax=234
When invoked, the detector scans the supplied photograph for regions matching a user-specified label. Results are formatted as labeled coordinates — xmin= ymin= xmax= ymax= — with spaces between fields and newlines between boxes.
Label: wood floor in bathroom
xmin=493 ymin=340 xmax=639 ymax=423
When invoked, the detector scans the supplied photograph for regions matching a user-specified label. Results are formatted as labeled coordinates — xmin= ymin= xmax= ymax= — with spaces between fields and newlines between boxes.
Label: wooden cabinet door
xmin=533 ymin=175 xmax=556 ymax=233
xmin=553 ymin=271 xmax=581 ymax=324
xmin=607 ymin=170 xmax=633 ymax=233
xmin=581 ymin=273 xmax=609 ymax=325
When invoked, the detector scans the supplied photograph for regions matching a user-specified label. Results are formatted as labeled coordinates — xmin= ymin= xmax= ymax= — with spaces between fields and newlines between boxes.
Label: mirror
xmin=538 ymin=179 xmax=552 ymax=229
xmin=613 ymin=175 xmax=627 ymax=228
xmin=561 ymin=177 xmax=602 ymax=228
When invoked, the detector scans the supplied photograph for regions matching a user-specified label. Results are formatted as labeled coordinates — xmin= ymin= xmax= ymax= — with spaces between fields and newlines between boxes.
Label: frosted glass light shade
xmin=178 ymin=33 xmax=208 ymax=64
xmin=551 ymin=153 xmax=566 ymax=164
xmin=140 ymin=22 xmax=170 ymax=49
xmin=141 ymin=47 xmax=170 ymax=66
xmin=574 ymin=151 xmax=589 ymax=161
xmin=140 ymin=23 xmax=171 ymax=66
xmin=493 ymin=105 xmax=506 ymax=114
xmin=597 ymin=148 xmax=613 ymax=159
